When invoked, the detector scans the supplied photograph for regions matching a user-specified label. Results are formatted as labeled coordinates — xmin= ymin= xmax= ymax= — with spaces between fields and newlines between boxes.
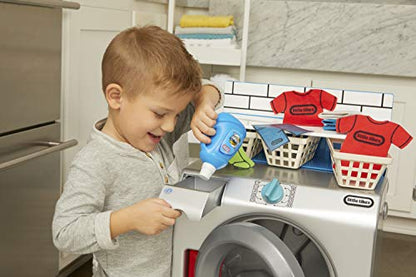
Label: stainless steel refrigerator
xmin=0 ymin=1 xmax=79 ymax=276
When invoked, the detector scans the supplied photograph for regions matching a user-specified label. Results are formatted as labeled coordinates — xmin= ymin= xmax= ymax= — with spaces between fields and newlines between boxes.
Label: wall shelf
xmin=238 ymin=117 xmax=346 ymax=140
xmin=167 ymin=0 xmax=250 ymax=81
xmin=185 ymin=45 xmax=241 ymax=66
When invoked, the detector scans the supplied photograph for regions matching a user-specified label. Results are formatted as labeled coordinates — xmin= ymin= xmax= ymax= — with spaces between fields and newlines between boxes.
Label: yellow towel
xmin=180 ymin=15 xmax=234 ymax=28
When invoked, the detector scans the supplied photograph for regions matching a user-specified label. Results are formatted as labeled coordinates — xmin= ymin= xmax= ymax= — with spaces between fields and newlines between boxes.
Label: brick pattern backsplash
xmin=224 ymin=81 xmax=394 ymax=122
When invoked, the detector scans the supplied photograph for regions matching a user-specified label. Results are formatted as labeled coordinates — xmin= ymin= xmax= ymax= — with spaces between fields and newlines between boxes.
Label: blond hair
xmin=102 ymin=25 xmax=202 ymax=98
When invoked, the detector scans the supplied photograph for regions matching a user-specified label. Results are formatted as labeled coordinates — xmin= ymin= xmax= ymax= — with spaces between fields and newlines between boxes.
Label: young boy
xmin=52 ymin=26 xmax=223 ymax=276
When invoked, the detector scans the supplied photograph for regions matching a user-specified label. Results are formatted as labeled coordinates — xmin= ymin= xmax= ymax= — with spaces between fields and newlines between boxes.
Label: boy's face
xmin=115 ymin=88 xmax=194 ymax=152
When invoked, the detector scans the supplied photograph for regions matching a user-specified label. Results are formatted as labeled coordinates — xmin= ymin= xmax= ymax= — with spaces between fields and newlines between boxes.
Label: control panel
xmin=250 ymin=179 xmax=297 ymax=208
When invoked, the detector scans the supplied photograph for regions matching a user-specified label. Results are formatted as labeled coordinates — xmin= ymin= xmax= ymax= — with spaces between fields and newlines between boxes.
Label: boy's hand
xmin=110 ymin=198 xmax=181 ymax=238
xmin=191 ymin=85 xmax=220 ymax=144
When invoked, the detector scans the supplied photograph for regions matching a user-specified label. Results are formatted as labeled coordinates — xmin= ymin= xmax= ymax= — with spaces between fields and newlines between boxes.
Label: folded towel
xmin=266 ymin=124 xmax=310 ymax=136
xmin=322 ymin=119 xmax=336 ymax=125
xmin=183 ymin=38 xmax=237 ymax=48
xmin=180 ymin=15 xmax=234 ymax=28
xmin=318 ymin=110 xmax=360 ymax=119
xmin=175 ymin=26 xmax=236 ymax=35
xmin=253 ymin=125 xmax=290 ymax=152
xmin=322 ymin=119 xmax=336 ymax=131
xmin=323 ymin=125 xmax=336 ymax=131
xmin=176 ymin=33 xmax=235 ymax=40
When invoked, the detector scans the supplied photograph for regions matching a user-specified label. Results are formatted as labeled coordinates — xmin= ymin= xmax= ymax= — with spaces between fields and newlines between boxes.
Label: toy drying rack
xmin=239 ymin=117 xmax=389 ymax=190
xmin=239 ymin=117 xmax=345 ymax=171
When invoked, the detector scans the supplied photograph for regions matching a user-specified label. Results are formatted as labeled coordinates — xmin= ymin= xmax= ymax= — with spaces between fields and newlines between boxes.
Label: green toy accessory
xmin=228 ymin=147 xmax=255 ymax=169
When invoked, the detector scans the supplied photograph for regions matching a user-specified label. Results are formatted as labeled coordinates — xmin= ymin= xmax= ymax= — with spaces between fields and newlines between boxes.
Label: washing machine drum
xmin=194 ymin=220 xmax=331 ymax=277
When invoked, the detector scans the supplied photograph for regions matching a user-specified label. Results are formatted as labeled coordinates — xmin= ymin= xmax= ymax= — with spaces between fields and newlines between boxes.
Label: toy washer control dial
xmin=250 ymin=179 xmax=297 ymax=208
xmin=261 ymin=178 xmax=284 ymax=204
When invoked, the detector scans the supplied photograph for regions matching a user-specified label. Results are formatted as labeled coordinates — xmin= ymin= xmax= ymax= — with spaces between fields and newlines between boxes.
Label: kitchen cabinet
xmin=61 ymin=1 xmax=133 ymax=269
xmin=0 ymin=1 xmax=79 ymax=275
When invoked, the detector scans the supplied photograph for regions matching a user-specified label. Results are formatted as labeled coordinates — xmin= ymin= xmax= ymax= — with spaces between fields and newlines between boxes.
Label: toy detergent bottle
xmin=199 ymin=112 xmax=246 ymax=180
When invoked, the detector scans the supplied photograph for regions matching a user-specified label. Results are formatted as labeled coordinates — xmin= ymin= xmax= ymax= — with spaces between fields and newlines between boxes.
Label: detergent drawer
xmin=159 ymin=176 xmax=228 ymax=221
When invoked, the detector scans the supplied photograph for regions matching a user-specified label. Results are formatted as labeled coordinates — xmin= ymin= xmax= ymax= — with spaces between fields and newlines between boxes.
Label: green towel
xmin=229 ymin=147 xmax=255 ymax=169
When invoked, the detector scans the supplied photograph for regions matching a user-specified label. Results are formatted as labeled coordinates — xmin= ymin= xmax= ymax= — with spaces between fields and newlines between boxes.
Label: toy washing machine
xmin=160 ymin=162 xmax=388 ymax=277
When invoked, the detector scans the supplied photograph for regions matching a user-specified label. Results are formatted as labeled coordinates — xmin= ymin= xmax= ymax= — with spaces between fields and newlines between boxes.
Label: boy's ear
xmin=104 ymin=83 xmax=124 ymax=109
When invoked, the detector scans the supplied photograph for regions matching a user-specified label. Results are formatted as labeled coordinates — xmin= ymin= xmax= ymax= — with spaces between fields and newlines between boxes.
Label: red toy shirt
xmin=270 ymin=89 xmax=337 ymax=126
xmin=336 ymin=115 xmax=413 ymax=179
xmin=337 ymin=115 xmax=412 ymax=157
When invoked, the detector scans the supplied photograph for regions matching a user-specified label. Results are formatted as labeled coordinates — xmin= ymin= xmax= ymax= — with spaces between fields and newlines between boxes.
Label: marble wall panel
xmin=210 ymin=0 xmax=416 ymax=77
xmin=141 ymin=0 xmax=416 ymax=8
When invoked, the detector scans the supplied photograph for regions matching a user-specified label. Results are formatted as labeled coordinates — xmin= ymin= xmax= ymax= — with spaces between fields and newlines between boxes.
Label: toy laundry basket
xmin=260 ymin=134 xmax=320 ymax=169
xmin=241 ymin=129 xmax=262 ymax=158
xmin=326 ymin=138 xmax=392 ymax=190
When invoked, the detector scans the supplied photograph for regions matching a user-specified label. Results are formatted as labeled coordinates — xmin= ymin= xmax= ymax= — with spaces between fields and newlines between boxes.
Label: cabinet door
xmin=62 ymin=5 xmax=132 ymax=174
xmin=0 ymin=2 xmax=61 ymax=133
xmin=61 ymin=3 xmax=132 ymax=270
xmin=385 ymin=90 xmax=416 ymax=213
xmin=0 ymin=124 xmax=61 ymax=276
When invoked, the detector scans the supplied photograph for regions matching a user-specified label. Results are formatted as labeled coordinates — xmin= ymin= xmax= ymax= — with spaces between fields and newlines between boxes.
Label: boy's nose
xmin=161 ymin=116 xmax=176 ymax=133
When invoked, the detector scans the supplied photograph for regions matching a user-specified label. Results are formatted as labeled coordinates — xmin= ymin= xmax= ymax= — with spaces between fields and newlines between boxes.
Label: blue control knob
xmin=261 ymin=178 xmax=284 ymax=204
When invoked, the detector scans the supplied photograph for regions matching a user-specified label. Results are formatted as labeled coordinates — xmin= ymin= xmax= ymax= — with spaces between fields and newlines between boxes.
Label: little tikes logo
xmin=163 ymin=187 xmax=173 ymax=194
xmin=353 ymin=131 xmax=385 ymax=146
xmin=344 ymin=195 xmax=374 ymax=208
xmin=222 ymin=144 xmax=231 ymax=153
xmin=290 ymin=104 xmax=317 ymax=115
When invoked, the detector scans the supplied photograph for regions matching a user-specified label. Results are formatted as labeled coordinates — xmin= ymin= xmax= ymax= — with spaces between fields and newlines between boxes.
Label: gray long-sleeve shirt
xmin=53 ymin=80 xmax=224 ymax=276
xmin=52 ymin=103 xmax=193 ymax=277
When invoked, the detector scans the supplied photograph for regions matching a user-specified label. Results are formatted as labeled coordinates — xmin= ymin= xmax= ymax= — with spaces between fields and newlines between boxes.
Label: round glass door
xmin=195 ymin=219 xmax=332 ymax=277
xmin=248 ymin=218 xmax=332 ymax=277
xmin=220 ymin=245 xmax=275 ymax=277
xmin=195 ymin=222 xmax=305 ymax=277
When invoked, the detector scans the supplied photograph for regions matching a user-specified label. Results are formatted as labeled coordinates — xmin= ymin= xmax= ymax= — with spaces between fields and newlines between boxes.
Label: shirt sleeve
xmin=202 ymin=78 xmax=225 ymax=110
xmin=336 ymin=115 xmax=357 ymax=134
xmin=320 ymin=90 xmax=337 ymax=111
xmin=270 ymin=92 xmax=287 ymax=114
xmin=391 ymin=125 xmax=413 ymax=149
xmin=166 ymin=78 xmax=224 ymax=144
xmin=52 ymin=156 xmax=119 ymax=254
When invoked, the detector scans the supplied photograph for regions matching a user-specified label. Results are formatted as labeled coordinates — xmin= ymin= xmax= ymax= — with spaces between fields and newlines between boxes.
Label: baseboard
xmin=383 ymin=216 xmax=416 ymax=236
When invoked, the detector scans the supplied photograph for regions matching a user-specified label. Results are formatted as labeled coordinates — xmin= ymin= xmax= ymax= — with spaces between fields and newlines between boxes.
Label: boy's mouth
xmin=148 ymin=132 xmax=162 ymax=143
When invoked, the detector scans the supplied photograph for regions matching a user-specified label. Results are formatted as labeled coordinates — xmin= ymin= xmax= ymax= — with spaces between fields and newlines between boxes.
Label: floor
xmin=377 ymin=232 xmax=416 ymax=277
xmin=67 ymin=231 xmax=416 ymax=277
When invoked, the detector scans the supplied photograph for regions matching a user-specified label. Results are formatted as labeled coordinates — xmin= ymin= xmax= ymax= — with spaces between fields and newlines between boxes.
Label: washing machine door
xmin=195 ymin=222 xmax=305 ymax=277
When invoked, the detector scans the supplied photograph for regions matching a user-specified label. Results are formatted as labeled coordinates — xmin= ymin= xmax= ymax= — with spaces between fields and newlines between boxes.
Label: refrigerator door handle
xmin=0 ymin=139 xmax=78 ymax=170
xmin=0 ymin=0 xmax=80 ymax=10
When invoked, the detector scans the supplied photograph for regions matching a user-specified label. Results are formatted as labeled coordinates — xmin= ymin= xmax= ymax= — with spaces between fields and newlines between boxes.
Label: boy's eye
xmin=154 ymin=112 xmax=165 ymax=118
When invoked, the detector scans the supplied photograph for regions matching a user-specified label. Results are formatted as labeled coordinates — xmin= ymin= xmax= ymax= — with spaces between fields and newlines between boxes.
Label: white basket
xmin=260 ymin=135 xmax=320 ymax=169
xmin=241 ymin=129 xmax=262 ymax=158
xmin=326 ymin=138 xmax=392 ymax=190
